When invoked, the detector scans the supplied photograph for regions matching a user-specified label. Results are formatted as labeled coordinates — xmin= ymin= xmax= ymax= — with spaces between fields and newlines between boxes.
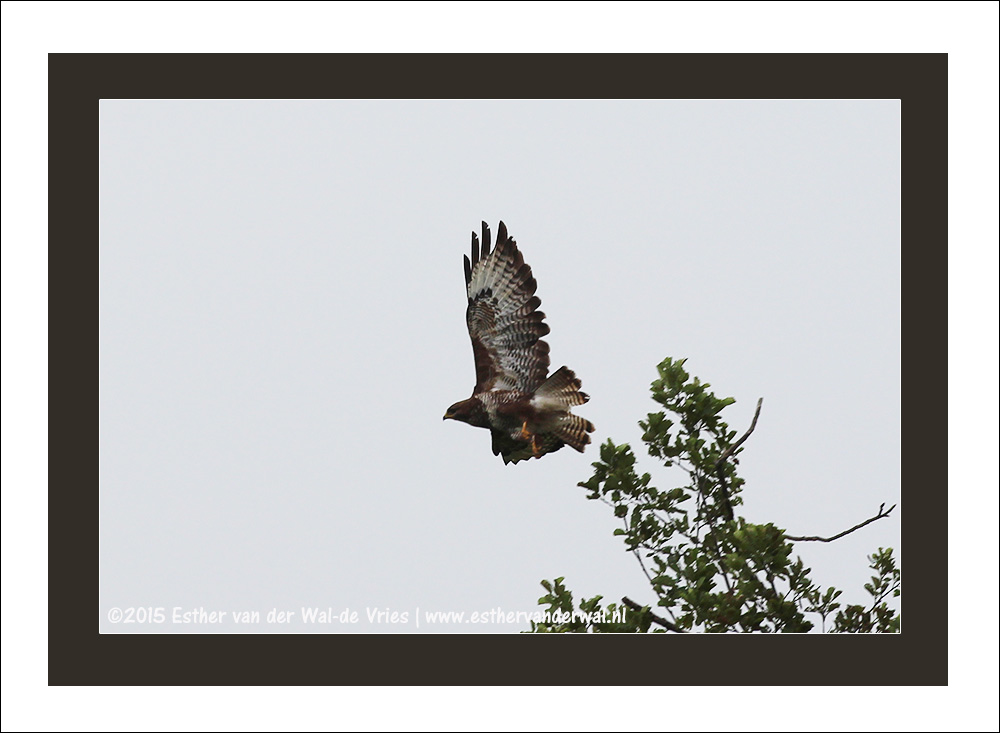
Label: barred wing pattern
xmin=464 ymin=221 xmax=551 ymax=394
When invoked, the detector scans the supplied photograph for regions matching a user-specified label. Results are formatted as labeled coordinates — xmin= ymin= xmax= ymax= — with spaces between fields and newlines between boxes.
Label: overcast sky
xmin=99 ymin=99 xmax=900 ymax=633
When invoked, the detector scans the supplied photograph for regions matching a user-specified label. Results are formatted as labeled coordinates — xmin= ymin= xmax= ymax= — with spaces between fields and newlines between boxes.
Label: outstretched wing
xmin=464 ymin=221 xmax=550 ymax=394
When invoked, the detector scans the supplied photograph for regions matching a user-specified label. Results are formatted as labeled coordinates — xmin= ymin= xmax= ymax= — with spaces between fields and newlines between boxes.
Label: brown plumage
xmin=443 ymin=221 xmax=595 ymax=464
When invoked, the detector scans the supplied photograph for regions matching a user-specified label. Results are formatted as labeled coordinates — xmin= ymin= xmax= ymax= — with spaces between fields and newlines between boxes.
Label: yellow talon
xmin=519 ymin=421 xmax=541 ymax=457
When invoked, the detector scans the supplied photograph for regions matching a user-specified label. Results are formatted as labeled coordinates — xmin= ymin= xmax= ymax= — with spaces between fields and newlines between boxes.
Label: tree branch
xmin=621 ymin=597 xmax=685 ymax=633
xmin=717 ymin=397 xmax=763 ymax=466
xmin=630 ymin=543 xmax=655 ymax=586
xmin=786 ymin=503 xmax=897 ymax=543
xmin=713 ymin=397 xmax=763 ymax=521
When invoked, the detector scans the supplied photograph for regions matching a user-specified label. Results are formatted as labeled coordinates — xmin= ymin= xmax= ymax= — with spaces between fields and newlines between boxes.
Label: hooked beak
xmin=443 ymin=412 xmax=453 ymax=421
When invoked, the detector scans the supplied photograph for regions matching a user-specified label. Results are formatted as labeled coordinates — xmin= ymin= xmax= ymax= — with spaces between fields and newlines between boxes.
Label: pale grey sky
xmin=99 ymin=99 xmax=900 ymax=632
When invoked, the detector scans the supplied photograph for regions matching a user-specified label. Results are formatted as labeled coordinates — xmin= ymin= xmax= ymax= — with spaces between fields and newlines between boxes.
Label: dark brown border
xmin=57 ymin=53 xmax=945 ymax=685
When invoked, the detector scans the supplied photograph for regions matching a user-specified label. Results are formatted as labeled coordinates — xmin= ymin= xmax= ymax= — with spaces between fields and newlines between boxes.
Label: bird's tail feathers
xmin=554 ymin=414 xmax=596 ymax=453
xmin=536 ymin=366 xmax=589 ymax=407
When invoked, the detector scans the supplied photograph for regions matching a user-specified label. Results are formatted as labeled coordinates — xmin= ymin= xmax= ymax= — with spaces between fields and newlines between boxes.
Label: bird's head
xmin=443 ymin=397 xmax=485 ymax=426
xmin=443 ymin=399 xmax=470 ymax=423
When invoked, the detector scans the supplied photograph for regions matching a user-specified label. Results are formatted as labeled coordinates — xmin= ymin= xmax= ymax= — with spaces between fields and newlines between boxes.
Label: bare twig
xmin=630 ymin=543 xmax=654 ymax=586
xmin=716 ymin=397 xmax=764 ymax=467
xmin=786 ymin=503 xmax=897 ymax=543
xmin=713 ymin=397 xmax=764 ymax=521
xmin=621 ymin=597 xmax=686 ymax=633
xmin=629 ymin=558 xmax=681 ymax=628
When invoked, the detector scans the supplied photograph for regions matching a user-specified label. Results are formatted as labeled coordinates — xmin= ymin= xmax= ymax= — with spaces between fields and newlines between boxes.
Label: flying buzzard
xmin=443 ymin=221 xmax=595 ymax=464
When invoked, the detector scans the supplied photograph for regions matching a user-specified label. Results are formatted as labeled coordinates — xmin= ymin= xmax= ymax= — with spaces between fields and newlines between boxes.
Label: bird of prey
xmin=443 ymin=221 xmax=595 ymax=464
